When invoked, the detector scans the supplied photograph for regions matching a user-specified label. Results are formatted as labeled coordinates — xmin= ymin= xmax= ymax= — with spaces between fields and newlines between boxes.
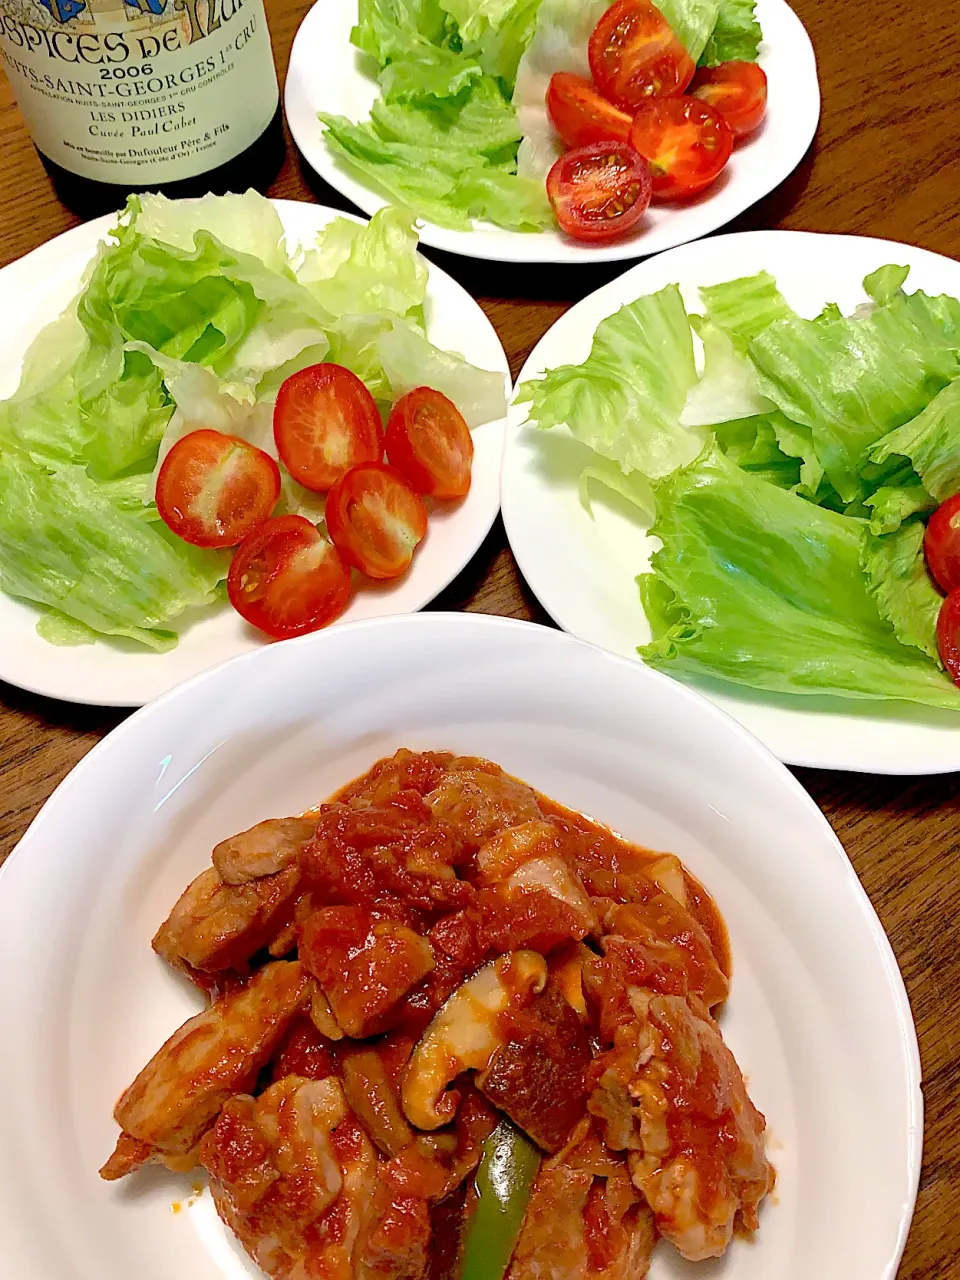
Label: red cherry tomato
xmin=546 ymin=72 xmax=634 ymax=149
xmin=924 ymin=493 xmax=960 ymax=594
xmin=690 ymin=61 xmax=768 ymax=137
xmin=325 ymin=463 xmax=428 ymax=580
xmin=385 ymin=387 xmax=474 ymax=500
xmin=226 ymin=515 xmax=352 ymax=639
xmin=154 ymin=428 xmax=280 ymax=549
xmin=273 ymin=363 xmax=382 ymax=493
xmin=937 ymin=589 xmax=960 ymax=689
xmin=588 ymin=0 xmax=695 ymax=110
xmin=628 ymin=95 xmax=733 ymax=199
xmin=546 ymin=141 xmax=652 ymax=243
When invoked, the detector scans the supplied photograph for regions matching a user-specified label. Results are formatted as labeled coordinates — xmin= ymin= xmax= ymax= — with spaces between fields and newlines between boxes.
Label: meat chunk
xmin=425 ymin=767 xmax=543 ymax=847
xmin=300 ymin=905 xmax=436 ymax=1038
xmin=301 ymin=799 xmax=472 ymax=913
xmin=212 ymin=816 xmax=317 ymax=884
xmin=206 ymin=1094 xmax=380 ymax=1279
xmin=507 ymin=1121 xmax=656 ymax=1280
xmin=336 ymin=750 xmax=455 ymax=807
xmin=340 ymin=1045 xmax=414 ymax=1157
xmin=588 ymin=993 xmax=774 ymax=1261
xmin=99 ymin=960 xmax=309 ymax=1179
xmin=478 ymin=985 xmax=593 ymax=1153
xmin=152 ymin=864 xmax=301 ymax=977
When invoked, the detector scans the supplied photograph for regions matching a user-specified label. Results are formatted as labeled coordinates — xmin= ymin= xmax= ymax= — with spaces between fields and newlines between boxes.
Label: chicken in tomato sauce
xmin=101 ymin=749 xmax=774 ymax=1276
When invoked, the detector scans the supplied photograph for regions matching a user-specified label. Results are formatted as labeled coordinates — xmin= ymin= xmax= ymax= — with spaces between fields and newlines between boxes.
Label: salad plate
xmin=284 ymin=0 xmax=820 ymax=265
xmin=0 ymin=200 xmax=509 ymax=709
xmin=0 ymin=611 xmax=921 ymax=1279
xmin=502 ymin=230 xmax=960 ymax=774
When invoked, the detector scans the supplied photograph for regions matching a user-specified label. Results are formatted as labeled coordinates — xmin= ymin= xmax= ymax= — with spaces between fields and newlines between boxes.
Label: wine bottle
xmin=0 ymin=0 xmax=284 ymax=215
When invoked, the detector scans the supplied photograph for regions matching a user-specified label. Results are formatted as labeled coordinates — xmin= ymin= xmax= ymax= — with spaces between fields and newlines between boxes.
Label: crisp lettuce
xmin=698 ymin=0 xmax=762 ymax=65
xmin=680 ymin=316 xmax=774 ymax=426
xmin=0 ymin=453 xmax=226 ymax=652
xmin=861 ymin=521 xmax=942 ymax=664
xmin=867 ymin=379 xmax=960 ymax=504
xmin=638 ymin=446 xmax=960 ymax=709
xmin=656 ymin=0 xmax=720 ymax=62
xmin=699 ymin=271 xmax=795 ymax=349
xmin=748 ymin=290 xmax=960 ymax=503
xmin=517 ymin=284 xmax=705 ymax=478
xmin=328 ymin=0 xmax=551 ymax=231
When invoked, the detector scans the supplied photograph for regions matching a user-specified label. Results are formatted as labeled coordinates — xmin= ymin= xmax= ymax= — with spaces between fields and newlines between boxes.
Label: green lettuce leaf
xmin=863 ymin=482 xmax=935 ymax=536
xmin=861 ymin=521 xmax=942 ymax=663
xmin=655 ymin=0 xmax=720 ymax=62
xmin=699 ymin=271 xmax=795 ymax=349
xmin=638 ymin=445 xmax=960 ymax=709
xmin=713 ymin=414 xmax=801 ymax=490
xmin=299 ymin=206 xmax=428 ymax=321
xmin=680 ymin=316 xmax=774 ymax=426
xmin=517 ymin=284 xmax=705 ymax=478
xmin=0 ymin=453 xmax=226 ymax=651
xmin=867 ymin=379 xmax=960 ymax=504
xmin=747 ymin=281 xmax=960 ymax=503
xmin=320 ymin=85 xmax=551 ymax=232
xmin=698 ymin=0 xmax=762 ymax=65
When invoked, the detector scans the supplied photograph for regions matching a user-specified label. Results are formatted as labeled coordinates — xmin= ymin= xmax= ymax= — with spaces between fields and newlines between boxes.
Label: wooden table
xmin=2 ymin=0 xmax=960 ymax=1273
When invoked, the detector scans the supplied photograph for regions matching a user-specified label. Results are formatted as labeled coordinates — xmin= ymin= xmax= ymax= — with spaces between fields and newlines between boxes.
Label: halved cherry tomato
xmin=924 ymin=493 xmax=960 ymax=594
xmin=588 ymin=0 xmax=695 ymax=110
xmin=155 ymin=428 xmax=280 ymax=549
xmin=546 ymin=72 xmax=634 ymax=149
xmin=325 ymin=463 xmax=428 ymax=580
xmin=226 ymin=515 xmax=352 ymax=639
xmin=937 ymin=589 xmax=960 ymax=688
xmin=385 ymin=387 xmax=474 ymax=500
xmin=690 ymin=61 xmax=768 ymax=137
xmin=274 ymin=363 xmax=382 ymax=493
xmin=546 ymin=142 xmax=652 ymax=243
xmin=628 ymin=95 xmax=733 ymax=199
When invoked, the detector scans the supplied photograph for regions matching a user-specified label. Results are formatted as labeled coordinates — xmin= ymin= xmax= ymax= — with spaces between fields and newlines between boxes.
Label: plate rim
xmin=0 ymin=609 xmax=923 ymax=1278
xmin=501 ymin=226 xmax=960 ymax=775
xmin=0 ymin=199 xmax=510 ymax=709
xmin=283 ymin=0 xmax=821 ymax=265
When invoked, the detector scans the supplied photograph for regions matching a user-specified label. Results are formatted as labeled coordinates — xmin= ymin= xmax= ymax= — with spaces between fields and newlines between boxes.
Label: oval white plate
xmin=0 ymin=200 xmax=509 ymax=708
xmin=502 ymin=230 xmax=960 ymax=774
xmin=285 ymin=0 xmax=820 ymax=265
xmin=0 ymin=612 xmax=919 ymax=1280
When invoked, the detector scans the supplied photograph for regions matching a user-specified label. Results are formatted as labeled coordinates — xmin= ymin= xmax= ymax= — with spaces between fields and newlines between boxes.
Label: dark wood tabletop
xmin=2 ymin=0 xmax=960 ymax=1274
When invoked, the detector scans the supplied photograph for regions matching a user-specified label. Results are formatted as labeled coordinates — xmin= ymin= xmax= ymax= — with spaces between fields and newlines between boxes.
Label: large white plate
xmin=285 ymin=0 xmax=820 ymax=265
xmin=0 ymin=200 xmax=509 ymax=708
xmin=0 ymin=612 xmax=920 ymax=1279
xmin=501 ymin=230 xmax=960 ymax=774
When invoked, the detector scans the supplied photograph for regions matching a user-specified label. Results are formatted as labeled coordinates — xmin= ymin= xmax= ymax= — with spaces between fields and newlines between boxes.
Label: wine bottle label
xmin=0 ymin=0 xmax=278 ymax=184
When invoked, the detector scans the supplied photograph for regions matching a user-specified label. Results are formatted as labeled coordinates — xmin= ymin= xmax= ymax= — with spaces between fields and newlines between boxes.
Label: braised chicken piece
xmin=588 ymin=992 xmax=774 ymax=1261
xmin=507 ymin=1120 xmax=657 ymax=1280
xmin=100 ymin=961 xmax=310 ymax=1179
xmin=153 ymin=816 xmax=317 ymax=983
xmin=103 ymin=750 xmax=772 ymax=1279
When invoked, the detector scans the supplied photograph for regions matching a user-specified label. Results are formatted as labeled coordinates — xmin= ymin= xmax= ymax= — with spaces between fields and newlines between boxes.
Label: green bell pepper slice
xmin=460 ymin=1118 xmax=541 ymax=1280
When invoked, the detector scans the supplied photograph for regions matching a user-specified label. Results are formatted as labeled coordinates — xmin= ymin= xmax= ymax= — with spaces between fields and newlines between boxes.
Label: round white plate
xmin=0 ymin=200 xmax=509 ymax=708
xmin=285 ymin=0 xmax=820 ymax=265
xmin=0 ymin=612 xmax=919 ymax=1279
xmin=502 ymin=230 xmax=960 ymax=774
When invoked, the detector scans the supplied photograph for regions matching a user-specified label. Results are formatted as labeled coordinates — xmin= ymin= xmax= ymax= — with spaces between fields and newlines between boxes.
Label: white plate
xmin=0 ymin=612 xmax=920 ymax=1279
xmin=0 ymin=200 xmax=509 ymax=708
xmin=284 ymin=0 xmax=820 ymax=265
xmin=502 ymin=229 xmax=960 ymax=774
